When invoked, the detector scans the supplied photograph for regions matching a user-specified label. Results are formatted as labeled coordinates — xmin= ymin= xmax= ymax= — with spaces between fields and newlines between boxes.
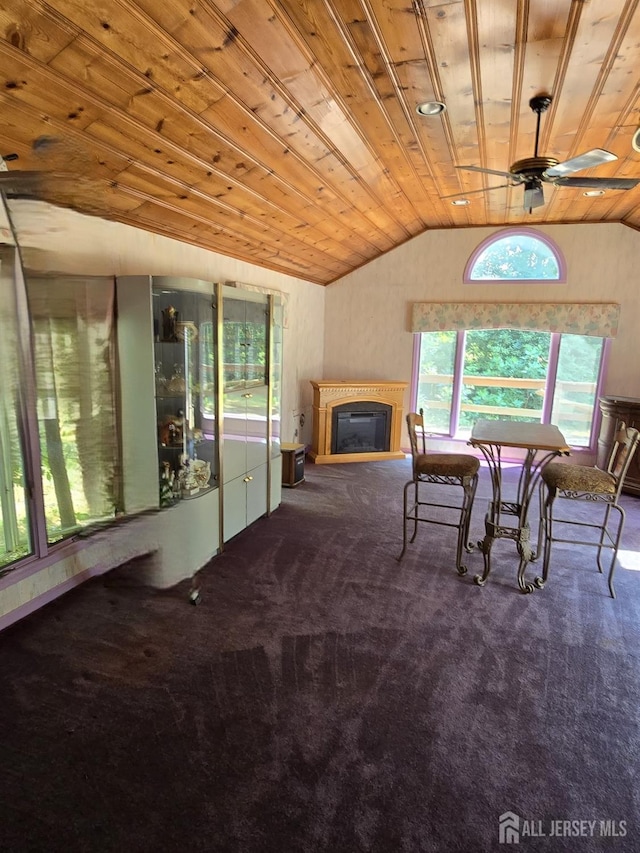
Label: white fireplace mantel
xmin=309 ymin=380 xmax=408 ymax=464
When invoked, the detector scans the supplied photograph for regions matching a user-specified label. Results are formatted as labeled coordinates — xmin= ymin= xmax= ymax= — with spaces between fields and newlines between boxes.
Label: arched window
xmin=464 ymin=228 xmax=566 ymax=283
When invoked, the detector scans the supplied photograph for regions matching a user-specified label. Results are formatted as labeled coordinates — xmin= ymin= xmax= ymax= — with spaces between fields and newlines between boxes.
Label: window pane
xmin=26 ymin=275 xmax=119 ymax=543
xmin=0 ymin=244 xmax=33 ymax=569
xmin=460 ymin=329 xmax=550 ymax=432
xmin=552 ymin=334 xmax=603 ymax=447
xmin=469 ymin=233 xmax=560 ymax=280
xmin=416 ymin=332 xmax=456 ymax=433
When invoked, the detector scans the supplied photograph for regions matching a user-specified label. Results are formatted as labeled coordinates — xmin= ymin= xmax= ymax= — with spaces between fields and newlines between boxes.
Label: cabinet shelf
xmin=181 ymin=484 xmax=216 ymax=501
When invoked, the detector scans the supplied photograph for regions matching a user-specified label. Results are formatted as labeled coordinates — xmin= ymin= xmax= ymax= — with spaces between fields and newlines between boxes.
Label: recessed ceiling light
xmin=416 ymin=101 xmax=446 ymax=117
xmin=632 ymin=127 xmax=640 ymax=153
xmin=451 ymin=198 xmax=470 ymax=206
xmin=583 ymin=190 xmax=605 ymax=197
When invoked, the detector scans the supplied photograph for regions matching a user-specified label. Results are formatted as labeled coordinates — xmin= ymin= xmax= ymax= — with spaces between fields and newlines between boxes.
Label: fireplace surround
xmin=309 ymin=380 xmax=408 ymax=464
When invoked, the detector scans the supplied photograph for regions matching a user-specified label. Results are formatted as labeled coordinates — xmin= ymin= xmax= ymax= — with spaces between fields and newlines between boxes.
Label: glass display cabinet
xmin=152 ymin=282 xmax=218 ymax=506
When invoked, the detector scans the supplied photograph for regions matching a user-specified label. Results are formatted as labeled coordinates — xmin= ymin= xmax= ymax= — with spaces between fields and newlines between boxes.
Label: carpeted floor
xmin=1 ymin=457 xmax=639 ymax=852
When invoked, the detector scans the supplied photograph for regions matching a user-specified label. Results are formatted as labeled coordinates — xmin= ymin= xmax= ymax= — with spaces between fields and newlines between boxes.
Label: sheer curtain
xmin=25 ymin=275 xmax=119 ymax=543
xmin=0 ymin=241 xmax=32 ymax=568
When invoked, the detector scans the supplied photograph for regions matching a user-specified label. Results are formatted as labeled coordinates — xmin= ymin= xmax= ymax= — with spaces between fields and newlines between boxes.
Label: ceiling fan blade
xmin=440 ymin=183 xmax=513 ymax=200
xmin=544 ymin=149 xmax=617 ymax=178
xmin=456 ymin=164 xmax=521 ymax=181
xmin=523 ymin=183 xmax=545 ymax=210
xmin=553 ymin=176 xmax=640 ymax=190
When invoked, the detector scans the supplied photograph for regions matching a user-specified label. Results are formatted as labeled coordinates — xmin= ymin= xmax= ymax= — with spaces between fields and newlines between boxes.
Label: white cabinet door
xmin=223 ymin=475 xmax=249 ymax=542
xmin=245 ymin=463 xmax=268 ymax=527
xmin=222 ymin=464 xmax=268 ymax=541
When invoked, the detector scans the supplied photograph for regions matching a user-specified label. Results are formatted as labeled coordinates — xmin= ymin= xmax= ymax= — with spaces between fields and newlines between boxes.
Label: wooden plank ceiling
xmin=2 ymin=0 xmax=640 ymax=285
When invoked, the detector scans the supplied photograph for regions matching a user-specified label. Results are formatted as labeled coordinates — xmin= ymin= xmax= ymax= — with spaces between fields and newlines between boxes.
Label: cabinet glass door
xmin=152 ymin=284 xmax=217 ymax=504
xmin=222 ymin=294 xmax=269 ymax=483
xmin=269 ymin=295 xmax=283 ymax=461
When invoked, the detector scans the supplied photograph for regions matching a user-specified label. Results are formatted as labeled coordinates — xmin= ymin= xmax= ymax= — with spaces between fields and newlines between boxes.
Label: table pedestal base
xmin=469 ymin=421 xmax=570 ymax=594
xmin=474 ymin=509 xmax=544 ymax=594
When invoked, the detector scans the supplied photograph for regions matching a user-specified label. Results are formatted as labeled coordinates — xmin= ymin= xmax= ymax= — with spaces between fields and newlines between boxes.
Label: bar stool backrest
xmin=406 ymin=409 xmax=427 ymax=463
xmin=606 ymin=423 xmax=640 ymax=495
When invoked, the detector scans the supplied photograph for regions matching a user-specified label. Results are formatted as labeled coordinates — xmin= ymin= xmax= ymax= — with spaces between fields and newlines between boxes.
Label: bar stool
xmin=398 ymin=409 xmax=480 ymax=575
xmin=538 ymin=422 xmax=640 ymax=597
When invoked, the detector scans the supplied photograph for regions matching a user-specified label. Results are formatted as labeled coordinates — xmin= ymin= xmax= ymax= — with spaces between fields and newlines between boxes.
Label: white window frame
xmin=412 ymin=330 xmax=611 ymax=451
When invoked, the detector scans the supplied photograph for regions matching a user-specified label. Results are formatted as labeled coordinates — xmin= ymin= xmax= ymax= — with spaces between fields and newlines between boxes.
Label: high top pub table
xmin=469 ymin=419 xmax=570 ymax=593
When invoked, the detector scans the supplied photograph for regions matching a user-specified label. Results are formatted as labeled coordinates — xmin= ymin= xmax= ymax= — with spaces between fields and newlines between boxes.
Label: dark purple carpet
xmin=1 ymin=458 xmax=639 ymax=852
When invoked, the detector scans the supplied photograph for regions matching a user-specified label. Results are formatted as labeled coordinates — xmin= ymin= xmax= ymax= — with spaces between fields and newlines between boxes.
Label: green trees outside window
xmin=465 ymin=229 xmax=563 ymax=281
xmin=416 ymin=330 xmax=605 ymax=448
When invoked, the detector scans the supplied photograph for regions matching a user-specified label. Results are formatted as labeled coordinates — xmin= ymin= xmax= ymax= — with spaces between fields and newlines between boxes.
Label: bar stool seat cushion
xmin=415 ymin=453 xmax=480 ymax=478
xmin=542 ymin=462 xmax=616 ymax=494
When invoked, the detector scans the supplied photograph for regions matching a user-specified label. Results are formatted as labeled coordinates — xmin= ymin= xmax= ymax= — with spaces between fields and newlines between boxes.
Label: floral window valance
xmin=411 ymin=302 xmax=620 ymax=338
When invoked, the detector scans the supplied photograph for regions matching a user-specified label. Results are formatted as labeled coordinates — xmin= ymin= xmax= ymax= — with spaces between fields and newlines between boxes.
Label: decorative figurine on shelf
xmin=161 ymin=305 xmax=178 ymax=342
xmin=192 ymin=458 xmax=212 ymax=489
xmin=158 ymin=409 xmax=185 ymax=446
xmin=172 ymin=467 xmax=182 ymax=500
xmin=167 ymin=364 xmax=186 ymax=394
xmin=175 ymin=320 xmax=198 ymax=343
xmin=155 ymin=361 xmax=167 ymax=394
xmin=179 ymin=454 xmax=200 ymax=497
xmin=160 ymin=461 xmax=177 ymax=507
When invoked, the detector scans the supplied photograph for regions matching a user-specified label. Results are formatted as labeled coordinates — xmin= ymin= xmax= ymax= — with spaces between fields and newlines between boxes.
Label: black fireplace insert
xmin=331 ymin=401 xmax=392 ymax=454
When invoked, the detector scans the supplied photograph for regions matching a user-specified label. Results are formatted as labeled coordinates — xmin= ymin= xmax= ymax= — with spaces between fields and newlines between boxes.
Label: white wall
xmin=324 ymin=223 xmax=640 ymax=437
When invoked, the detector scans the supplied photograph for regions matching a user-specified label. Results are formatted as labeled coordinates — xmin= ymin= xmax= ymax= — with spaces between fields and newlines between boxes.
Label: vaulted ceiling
xmin=2 ymin=0 xmax=640 ymax=285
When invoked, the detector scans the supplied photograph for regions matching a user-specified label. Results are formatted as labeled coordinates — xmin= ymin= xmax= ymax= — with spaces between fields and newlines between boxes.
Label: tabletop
xmin=470 ymin=419 xmax=570 ymax=453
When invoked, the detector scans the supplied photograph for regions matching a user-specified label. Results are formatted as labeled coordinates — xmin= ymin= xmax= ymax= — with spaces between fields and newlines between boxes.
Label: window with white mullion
xmin=449 ymin=330 xmax=466 ymax=438
xmin=541 ymin=333 xmax=560 ymax=425
xmin=415 ymin=329 xmax=606 ymax=449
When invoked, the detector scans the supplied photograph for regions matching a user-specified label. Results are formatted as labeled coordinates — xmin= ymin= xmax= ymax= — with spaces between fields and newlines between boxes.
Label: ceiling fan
xmin=445 ymin=95 xmax=640 ymax=211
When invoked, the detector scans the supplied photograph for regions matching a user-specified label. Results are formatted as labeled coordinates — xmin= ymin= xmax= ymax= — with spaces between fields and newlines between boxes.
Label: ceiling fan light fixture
xmin=416 ymin=101 xmax=446 ymax=117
